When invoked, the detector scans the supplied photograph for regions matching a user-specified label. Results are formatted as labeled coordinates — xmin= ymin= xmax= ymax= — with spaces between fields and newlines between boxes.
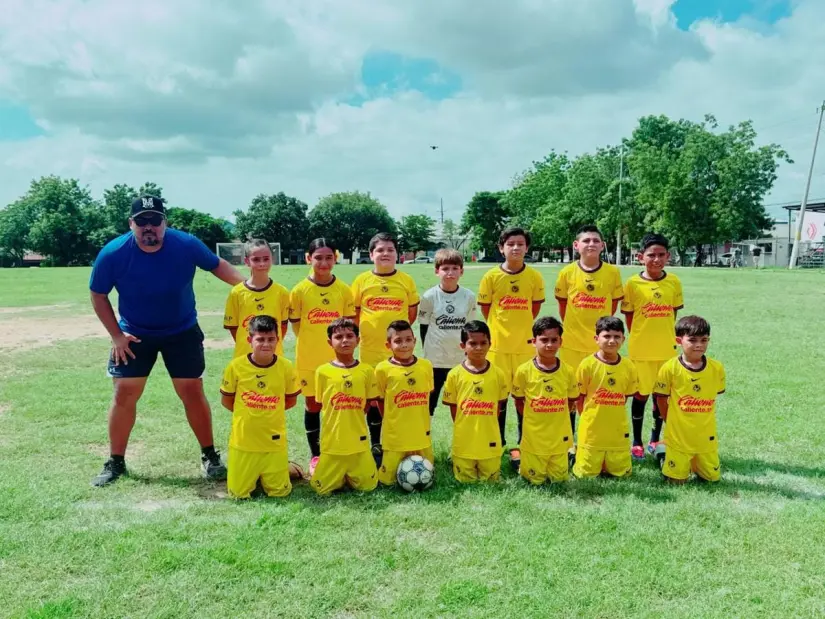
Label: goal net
xmin=216 ymin=242 xmax=282 ymax=266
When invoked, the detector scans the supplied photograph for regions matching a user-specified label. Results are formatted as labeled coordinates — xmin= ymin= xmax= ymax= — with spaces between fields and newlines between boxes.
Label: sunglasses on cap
xmin=133 ymin=213 xmax=165 ymax=227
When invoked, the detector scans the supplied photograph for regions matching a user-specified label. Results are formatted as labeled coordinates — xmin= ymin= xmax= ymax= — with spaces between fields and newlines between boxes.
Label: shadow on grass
xmin=723 ymin=457 xmax=825 ymax=480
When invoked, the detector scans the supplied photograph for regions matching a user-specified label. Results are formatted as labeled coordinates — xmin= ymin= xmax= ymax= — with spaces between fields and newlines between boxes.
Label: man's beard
xmin=141 ymin=232 xmax=159 ymax=246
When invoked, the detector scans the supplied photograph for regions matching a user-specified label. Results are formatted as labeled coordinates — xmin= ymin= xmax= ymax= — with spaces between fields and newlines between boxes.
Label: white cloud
xmin=0 ymin=0 xmax=823 ymax=225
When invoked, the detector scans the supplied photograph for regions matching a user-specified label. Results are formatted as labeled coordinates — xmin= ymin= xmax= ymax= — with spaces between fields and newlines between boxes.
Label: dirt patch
xmin=0 ymin=314 xmax=107 ymax=351
xmin=0 ymin=303 xmax=74 ymax=314
xmin=203 ymin=338 xmax=234 ymax=349
xmin=0 ymin=404 xmax=9 ymax=417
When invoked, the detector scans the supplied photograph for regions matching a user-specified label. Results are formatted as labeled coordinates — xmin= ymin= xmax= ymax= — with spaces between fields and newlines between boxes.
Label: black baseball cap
xmin=131 ymin=195 xmax=166 ymax=217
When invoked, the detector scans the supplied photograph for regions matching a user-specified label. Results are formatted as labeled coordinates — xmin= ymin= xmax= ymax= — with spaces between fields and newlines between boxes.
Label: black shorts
xmin=107 ymin=324 xmax=206 ymax=380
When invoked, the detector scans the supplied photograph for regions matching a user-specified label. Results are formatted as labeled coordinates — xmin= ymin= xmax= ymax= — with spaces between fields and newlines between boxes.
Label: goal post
xmin=216 ymin=242 xmax=282 ymax=266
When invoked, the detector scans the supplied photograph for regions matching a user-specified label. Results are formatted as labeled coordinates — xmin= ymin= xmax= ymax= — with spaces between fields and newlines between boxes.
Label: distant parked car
xmin=356 ymin=257 xmax=371 ymax=264
xmin=412 ymin=256 xmax=433 ymax=263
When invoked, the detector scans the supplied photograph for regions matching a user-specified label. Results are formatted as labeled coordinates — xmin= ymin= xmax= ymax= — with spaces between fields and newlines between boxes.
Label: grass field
xmin=1 ymin=264 xmax=824 ymax=619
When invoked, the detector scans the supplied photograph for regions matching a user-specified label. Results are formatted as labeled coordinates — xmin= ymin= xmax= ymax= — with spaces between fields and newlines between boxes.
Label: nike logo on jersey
xmin=320 ymin=293 xmax=328 ymax=296
xmin=254 ymin=297 xmax=265 ymax=302
xmin=404 ymin=372 xmax=413 ymax=377
xmin=509 ymin=279 xmax=518 ymax=284
xmin=543 ymin=379 xmax=551 ymax=383
xmin=649 ymin=287 xmax=659 ymax=291
xmin=342 ymin=374 xmax=351 ymax=379
xmin=606 ymin=372 xmax=614 ymax=376
xmin=256 ymin=374 xmax=265 ymax=378
xmin=690 ymin=378 xmax=699 ymax=382
xmin=473 ymin=380 xmax=482 ymax=385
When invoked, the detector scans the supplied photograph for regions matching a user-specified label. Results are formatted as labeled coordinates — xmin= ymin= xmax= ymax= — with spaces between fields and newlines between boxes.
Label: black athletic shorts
xmin=106 ymin=324 xmax=206 ymax=379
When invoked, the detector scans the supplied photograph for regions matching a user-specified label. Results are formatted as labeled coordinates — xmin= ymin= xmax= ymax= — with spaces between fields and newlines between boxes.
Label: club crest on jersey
xmin=607 ymin=377 xmax=616 ymax=387
xmin=586 ymin=283 xmax=595 ymax=292
xmin=343 ymin=380 xmax=353 ymax=390
xmin=692 ymin=384 xmax=701 ymax=392
xmin=511 ymin=285 xmax=519 ymax=293
xmin=257 ymin=381 xmax=266 ymax=389
xmin=381 ymin=285 xmax=390 ymax=293
xmin=474 ymin=386 xmax=483 ymax=395
xmin=301 ymin=379 xmax=308 ymax=386
xmin=407 ymin=377 xmax=416 ymax=386
xmin=322 ymin=297 xmax=330 ymax=305
xmin=544 ymin=384 xmax=554 ymax=393
xmin=256 ymin=303 xmax=265 ymax=311
xmin=653 ymin=291 xmax=662 ymax=299
xmin=446 ymin=304 xmax=455 ymax=314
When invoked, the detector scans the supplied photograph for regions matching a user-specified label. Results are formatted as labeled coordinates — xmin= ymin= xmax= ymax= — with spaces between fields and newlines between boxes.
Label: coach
xmin=89 ymin=195 xmax=245 ymax=487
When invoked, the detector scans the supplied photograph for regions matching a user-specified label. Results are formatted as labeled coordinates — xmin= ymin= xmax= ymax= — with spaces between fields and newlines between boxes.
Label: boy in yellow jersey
xmin=374 ymin=320 xmax=435 ymax=486
xmin=572 ymin=317 xmax=639 ymax=479
xmin=290 ymin=238 xmax=356 ymax=477
xmin=443 ymin=321 xmax=509 ymax=483
xmin=351 ymin=232 xmax=419 ymax=466
xmin=512 ymin=317 xmax=579 ymax=484
xmin=310 ymin=317 xmax=379 ymax=496
xmin=621 ymin=233 xmax=684 ymax=461
xmin=653 ymin=316 xmax=726 ymax=484
xmin=219 ymin=315 xmax=300 ymax=498
xmin=555 ymin=225 xmax=623 ymax=439
xmin=477 ymin=227 xmax=545 ymax=469
xmin=224 ymin=239 xmax=289 ymax=358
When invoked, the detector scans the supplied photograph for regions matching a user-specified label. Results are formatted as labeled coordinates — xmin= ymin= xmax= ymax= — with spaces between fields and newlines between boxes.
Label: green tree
xmin=167 ymin=207 xmax=231 ymax=250
xmin=88 ymin=183 xmax=138 ymax=249
xmin=460 ymin=191 xmax=510 ymax=253
xmin=138 ymin=182 xmax=164 ymax=200
xmin=397 ymin=214 xmax=436 ymax=253
xmin=0 ymin=201 xmax=35 ymax=266
xmin=441 ymin=219 xmax=466 ymax=251
xmin=234 ymin=192 xmax=309 ymax=252
xmin=308 ymin=191 xmax=396 ymax=261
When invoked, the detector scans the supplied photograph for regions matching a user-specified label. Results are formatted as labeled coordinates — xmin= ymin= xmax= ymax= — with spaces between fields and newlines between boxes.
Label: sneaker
xmin=91 ymin=458 xmax=127 ymax=487
xmin=202 ymin=451 xmax=227 ymax=480
xmin=647 ymin=441 xmax=661 ymax=456
xmin=308 ymin=456 xmax=320 ymax=478
xmin=371 ymin=444 xmax=383 ymax=468
xmin=631 ymin=444 xmax=645 ymax=461
xmin=508 ymin=448 xmax=521 ymax=472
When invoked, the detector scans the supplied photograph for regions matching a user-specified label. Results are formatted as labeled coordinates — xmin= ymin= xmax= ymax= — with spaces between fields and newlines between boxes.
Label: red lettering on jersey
xmin=529 ymin=396 xmax=567 ymax=414
xmin=498 ymin=295 xmax=529 ymax=311
xmin=330 ymin=392 xmax=364 ymax=411
xmin=460 ymin=398 xmax=496 ymax=416
xmin=307 ymin=308 xmax=341 ymax=325
xmin=592 ymin=387 xmax=627 ymax=406
xmin=241 ymin=391 xmax=281 ymax=410
xmin=393 ymin=390 xmax=429 ymax=408
xmin=241 ymin=314 xmax=256 ymax=328
xmin=572 ymin=292 xmax=607 ymax=310
xmin=640 ymin=302 xmax=673 ymax=319
xmin=365 ymin=297 xmax=404 ymax=312
xmin=677 ymin=395 xmax=715 ymax=414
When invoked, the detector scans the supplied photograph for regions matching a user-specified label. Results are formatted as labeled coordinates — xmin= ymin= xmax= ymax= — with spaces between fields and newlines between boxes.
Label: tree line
xmin=0 ymin=113 xmax=790 ymax=267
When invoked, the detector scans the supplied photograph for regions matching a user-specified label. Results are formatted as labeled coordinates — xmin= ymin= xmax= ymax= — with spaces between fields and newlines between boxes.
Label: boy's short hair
xmin=327 ymin=317 xmax=360 ymax=339
xmin=575 ymin=225 xmax=603 ymax=241
xmin=595 ymin=316 xmax=624 ymax=335
xmin=498 ymin=226 xmax=531 ymax=247
xmin=245 ymin=238 xmax=273 ymax=258
xmin=434 ymin=248 xmax=463 ymax=269
xmin=248 ymin=315 xmax=278 ymax=336
xmin=675 ymin=315 xmax=711 ymax=337
xmin=532 ymin=316 xmax=563 ymax=338
xmin=369 ymin=232 xmax=398 ymax=253
xmin=387 ymin=320 xmax=413 ymax=338
xmin=640 ymin=233 xmax=669 ymax=252
xmin=461 ymin=320 xmax=491 ymax=344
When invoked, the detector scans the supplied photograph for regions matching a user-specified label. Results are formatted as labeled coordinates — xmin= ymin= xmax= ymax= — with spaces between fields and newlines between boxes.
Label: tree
xmin=0 ymin=201 xmax=35 ymax=266
xmin=138 ymin=182 xmax=164 ymax=199
xmin=397 ymin=214 xmax=436 ymax=254
xmin=441 ymin=219 xmax=466 ymax=251
xmin=167 ymin=207 xmax=231 ymax=250
xmin=460 ymin=191 xmax=509 ymax=253
xmin=234 ymin=192 xmax=309 ymax=252
xmin=88 ymin=183 xmax=138 ymax=249
xmin=308 ymin=191 xmax=396 ymax=261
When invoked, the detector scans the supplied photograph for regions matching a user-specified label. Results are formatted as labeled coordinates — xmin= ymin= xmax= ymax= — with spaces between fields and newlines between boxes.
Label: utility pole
xmin=440 ymin=197 xmax=444 ymax=224
xmin=789 ymin=100 xmax=825 ymax=269
xmin=616 ymin=144 xmax=625 ymax=266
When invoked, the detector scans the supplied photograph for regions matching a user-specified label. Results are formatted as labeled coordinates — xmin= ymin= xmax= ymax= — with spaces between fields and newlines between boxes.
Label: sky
xmin=0 ymin=0 xmax=823 ymax=224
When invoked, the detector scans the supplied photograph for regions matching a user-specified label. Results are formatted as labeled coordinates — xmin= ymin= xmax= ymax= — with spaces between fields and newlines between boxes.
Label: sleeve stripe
xmin=289 ymin=318 xmax=300 ymax=323
xmin=621 ymin=310 xmax=633 ymax=315
xmin=532 ymin=298 xmax=546 ymax=303
xmin=223 ymin=325 xmax=236 ymax=330
xmin=512 ymin=396 xmax=525 ymax=401
xmin=219 ymin=390 xmax=235 ymax=396
xmin=409 ymin=302 xmax=420 ymax=308
xmin=554 ymin=296 xmax=567 ymax=302
xmin=286 ymin=390 xmax=301 ymax=397
xmin=652 ymin=392 xmax=668 ymax=397
xmin=674 ymin=305 xmax=684 ymax=311
xmin=477 ymin=302 xmax=491 ymax=306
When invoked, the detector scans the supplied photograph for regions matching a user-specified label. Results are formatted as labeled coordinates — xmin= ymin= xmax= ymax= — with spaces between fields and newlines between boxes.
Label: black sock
xmin=498 ymin=400 xmax=507 ymax=447
xmin=631 ymin=398 xmax=645 ymax=446
xmin=305 ymin=410 xmax=321 ymax=458
xmin=367 ymin=405 xmax=382 ymax=446
xmin=651 ymin=400 xmax=664 ymax=443
xmin=110 ymin=454 xmax=125 ymax=464
xmin=201 ymin=445 xmax=217 ymax=458
xmin=516 ymin=411 xmax=523 ymax=445
xmin=569 ymin=411 xmax=576 ymax=437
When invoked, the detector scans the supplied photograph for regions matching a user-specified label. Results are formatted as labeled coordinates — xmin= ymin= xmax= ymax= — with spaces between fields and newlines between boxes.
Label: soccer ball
xmin=396 ymin=455 xmax=434 ymax=492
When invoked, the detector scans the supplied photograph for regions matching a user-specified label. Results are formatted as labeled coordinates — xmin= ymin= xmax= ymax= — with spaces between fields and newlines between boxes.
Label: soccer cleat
xmin=202 ymin=451 xmax=227 ymax=480
xmin=647 ymin=441 xmax=661 ymax=456
xmin=371 ymin=444 xmax=383 ymax=468
xmin=567 ymin=446 xmax=577 ymax=469
xmin=631 ymin=444 xmax=645 ymax=461
xmin=653 ymin=443 xmax=667 ymax=469
xmin=508 ymin=448 xmax=521 ymax=472
xmin=308 ymin=456 xmax=320 ymax=478
xmin=91 ymin=458 xmax=127 ymax=487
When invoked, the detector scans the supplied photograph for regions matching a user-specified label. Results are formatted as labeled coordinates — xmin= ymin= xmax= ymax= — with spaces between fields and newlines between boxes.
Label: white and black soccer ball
xmin=396 ymin=455 xmax=434 ymax=492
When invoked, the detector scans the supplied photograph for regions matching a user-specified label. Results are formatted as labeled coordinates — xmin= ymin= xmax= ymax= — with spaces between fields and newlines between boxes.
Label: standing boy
xmin=621 ymin=233 xmax=684 ymax=460
xmin=219 ymin=315 xmax=300 ymax=498
xmin=572 ymin=317 xmax=639 ymax=479
xmin=374 ymin=321 xmax=435 ymax=485
xmin=477 ymin=227 xmax=545 ymax=467
xmin=352 ymin=233 xmax=419 ymax=465
xmin=419 ymin=248 xmax=477 ymax=416
xmin=653 ymin=316 xmax=726 ymax=484
xmin=442 ymin=321 xmax=509 ymax=483
xmin=511 ymin=317 xmax=579 ymax=484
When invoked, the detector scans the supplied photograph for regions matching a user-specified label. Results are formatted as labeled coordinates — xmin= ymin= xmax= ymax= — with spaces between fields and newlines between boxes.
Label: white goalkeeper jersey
xmin=418 ymin=285 xmax=477 ymax=369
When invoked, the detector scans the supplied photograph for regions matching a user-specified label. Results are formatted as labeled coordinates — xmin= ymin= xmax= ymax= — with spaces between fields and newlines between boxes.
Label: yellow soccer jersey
xmin=576 ymin=354 xmax=639 ymax=451
xmin=443 ymin=362 xmax=509 ymax=459
xmin=352 ymin=270 xmax=420 ymax=357
xmin=289 ymin=276 xmax=356 ymax=371
xmin=654 ymin=356 xmax=726 ymax=454
xmin=220 ymin=354 xmax=300 ymax=453
xmin=554 ymin=262 xmax=623 ymax=353
xmin=224 ymin=280 xmax=290 ymax=358
xmin=315 ymin=361 xmax=379 ymax=456
xmin=375 ymin=357 xmax=434 ymax=452
xmin=512 ymin=358 xmax=579 ymax=456
xmin=477 ymin=265 xmax=545 ymax=355
xmin=621 ymin=272 xmax=684 ymax=361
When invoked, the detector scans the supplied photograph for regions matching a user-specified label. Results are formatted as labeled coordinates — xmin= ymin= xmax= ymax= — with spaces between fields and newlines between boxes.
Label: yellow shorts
xmin=662 ymin=446 xmax=720 ymax=482
xmin=572 ymin=446 xmax=632 ymax=478
xmin=488 ymin=350 xmax=533 ymax=389
xmin=310 ymin=450 xmax=378 ymax=496
xmin=227 ymin=447 xmax=291 ymax=499
xmin=519 ymin=450 xmax=569 ymax=484
xmin=452 ymin=455 xmax=501 ymax=483
xmin=378 ymin=446 xmax=435 ymax=486
xmin=558 ymin=348 xmax=592 ymax=372
xmin=360 ymin=348 xmax=391 ymax=368
xmin=298 ymin=368 xmax=316 ymax=398
xmin=633 ymin=359 xmax=667 ymax=397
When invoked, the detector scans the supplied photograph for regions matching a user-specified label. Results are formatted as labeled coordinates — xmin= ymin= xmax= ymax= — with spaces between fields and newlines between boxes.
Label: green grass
xmin=1 ymin=264 xmax=824 ymax=618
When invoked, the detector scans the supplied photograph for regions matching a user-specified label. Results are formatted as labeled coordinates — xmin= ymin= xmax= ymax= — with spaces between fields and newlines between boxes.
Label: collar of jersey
xmin=499 ymin=264 xmax=526 ymax=276
xmin=331 ymin=359 xmax=360 ymax=369
xmin=247 ymin=353 xmax=278 ymax=368
xmin=461 ymin=360 xmax=491 ymax=375
xmin=576 ymin=261 xmax=603 ymax=274
xmin=372 ymin=269 xmax=397 ymax=277
xmin=389 ymin=356 xmax=417 ymax=367
xmin=533 ymin=357 xmax=560 ymax=374
xmin=438 ymin=285 xmax=461 ymax=294
xmin=593 ymin=352 xmax=621 ymax=366
xmin=244 ymin=278 xmax=273 ymax=292
xmin=308 ymin=275 xmax=336 ymax=287
xmin=639 ymin=271 xmax=667 ymax=282
xmin=678 ymin=354 xmax=707 ymax=373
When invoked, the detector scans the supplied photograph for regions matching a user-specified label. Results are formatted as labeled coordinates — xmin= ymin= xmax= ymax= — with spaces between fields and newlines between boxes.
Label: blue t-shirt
xmin=89 ymin=229 xmax=220 ymax=337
